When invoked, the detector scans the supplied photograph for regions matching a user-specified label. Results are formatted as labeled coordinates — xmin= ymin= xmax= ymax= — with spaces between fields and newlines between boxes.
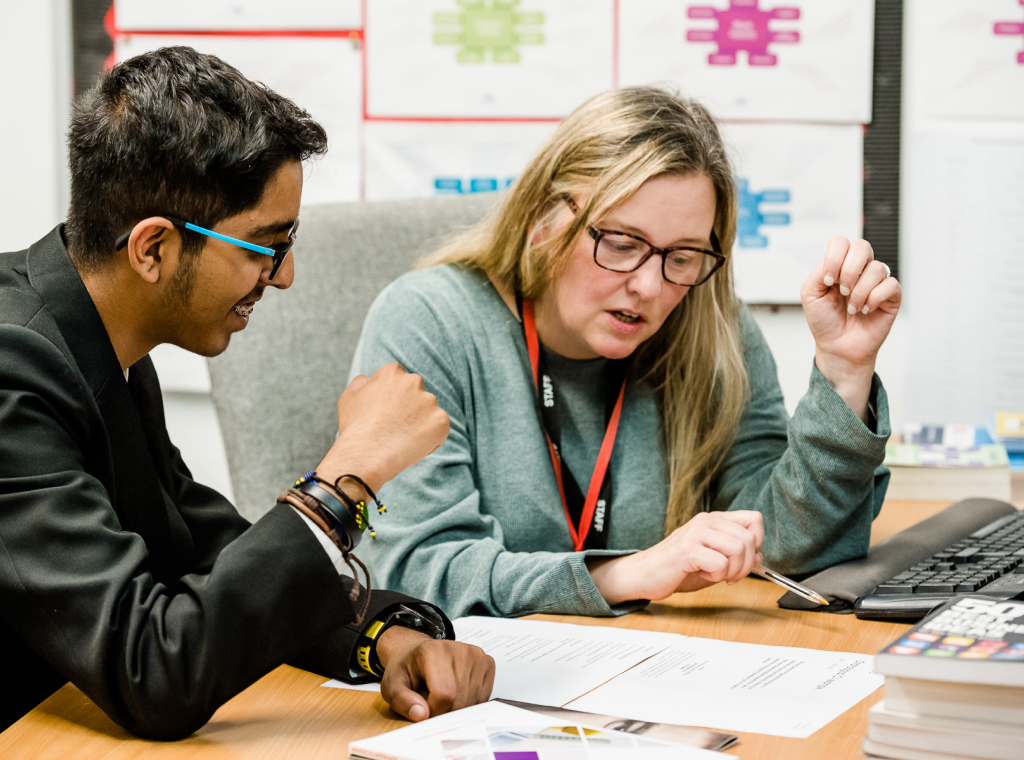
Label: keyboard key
xmin=915 ymin=584 xmax=955 ymax=594
xmin=956 ymin=581 xmax=982 ymax=592
xmin=893 ymin=572 xmax=915 ymax=581
xmin=952 ymin=547 xmax=980 ymax=560
xmin=876 ymin=584 xmax=915 ymax=594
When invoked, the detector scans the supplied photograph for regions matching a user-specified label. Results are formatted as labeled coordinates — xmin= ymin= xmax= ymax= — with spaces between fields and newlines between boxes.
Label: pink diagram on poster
xmin=994 ymin=0 xmax=1024 ymax=65
xmin=686 ymin=0 xmax=800 ymax=66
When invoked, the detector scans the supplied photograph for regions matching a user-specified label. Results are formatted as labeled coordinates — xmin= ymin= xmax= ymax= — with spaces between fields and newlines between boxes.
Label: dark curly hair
xmin=65 ymin=46 xmax=328 ymax=270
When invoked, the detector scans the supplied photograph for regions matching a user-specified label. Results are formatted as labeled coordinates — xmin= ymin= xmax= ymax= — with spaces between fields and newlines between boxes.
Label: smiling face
xmin=163 ymin=159 xmax=302 ymax=357
xmin=533 ymin=172 xmax=718 ymax=360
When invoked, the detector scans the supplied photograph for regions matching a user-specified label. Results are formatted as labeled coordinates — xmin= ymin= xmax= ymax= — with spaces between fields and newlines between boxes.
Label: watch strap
xmin=355 ymin=603 xmax=450 ymax=678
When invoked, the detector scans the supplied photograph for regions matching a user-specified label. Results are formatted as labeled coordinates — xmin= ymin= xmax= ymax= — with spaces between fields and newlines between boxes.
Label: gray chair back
xmin=209 ymin=195 xmax=495 ymax=521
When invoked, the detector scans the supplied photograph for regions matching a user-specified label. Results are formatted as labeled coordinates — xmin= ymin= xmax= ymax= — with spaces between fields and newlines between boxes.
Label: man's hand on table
xmin=375 ymin=625 xmax=495 ymax=722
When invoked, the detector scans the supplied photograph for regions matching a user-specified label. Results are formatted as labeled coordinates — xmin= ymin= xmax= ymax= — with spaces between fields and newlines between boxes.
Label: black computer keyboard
xmin=854 ymin=511 xmax=1024 ymax=620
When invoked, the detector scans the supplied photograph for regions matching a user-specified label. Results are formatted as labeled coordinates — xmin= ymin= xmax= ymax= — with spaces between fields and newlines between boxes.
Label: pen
xmin=752 ymin=565 xmax=829 ymax=606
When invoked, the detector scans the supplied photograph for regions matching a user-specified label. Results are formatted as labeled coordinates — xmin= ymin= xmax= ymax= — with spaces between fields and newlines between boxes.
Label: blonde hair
xmin=420 ymin=86 xmax=749 ymax=533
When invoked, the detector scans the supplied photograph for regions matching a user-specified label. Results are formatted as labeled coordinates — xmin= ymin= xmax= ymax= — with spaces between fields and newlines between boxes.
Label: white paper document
xmin=453 ymin=616 xmax=680 ymax=707
xmin=115 ymin=0 xmax=361 ymax=31
xmin=323 ymin=679 xmax=381 ymax=693
xmin=900 ymin=123 xmax=1024 ymax=425
xmin=363 ymin=120 xmax=559 ymax=200
xmin=322 ymin=617 xmax=677 ymax=700
xmin=325 ymin=618 xmax=880 ymax=739
xmin=365 ymin=0 xmax=614 ymax=118
xmin=720 ymin=122 xmax=864 ymax=304
xmin=618 ymin=0 xmax=874 ymax=123
xmin=909 ymin=0 xmax=1024 ymax=120
xmin=566 ymin=637 xmax=883 ymax=739
xmin=115 ymin=34 xmax=362 ymax=205
xmin=348 ymin=700 xmax=725 ymax=760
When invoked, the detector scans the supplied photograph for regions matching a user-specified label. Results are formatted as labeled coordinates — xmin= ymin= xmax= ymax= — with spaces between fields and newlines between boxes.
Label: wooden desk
xmin=0 ymin=500 xmax=987 ymax=759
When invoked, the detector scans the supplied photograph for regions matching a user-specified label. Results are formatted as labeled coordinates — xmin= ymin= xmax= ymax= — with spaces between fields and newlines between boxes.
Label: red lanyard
xmin=521 ymin=299 xmax=627 ymax=552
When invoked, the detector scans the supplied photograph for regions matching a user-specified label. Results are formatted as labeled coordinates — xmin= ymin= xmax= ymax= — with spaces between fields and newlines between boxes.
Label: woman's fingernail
xmin=839 ymin=285 xmax=850 ymax=297
xmin=862 ymin=305 xmax=870 ymax=314
xmin=410 ymin=704 xmax=428 ymax=722
xmin=823 ymin=275 xmax=834 ymax=287
xmin=847 ymin=303 xmax=857 ymax=315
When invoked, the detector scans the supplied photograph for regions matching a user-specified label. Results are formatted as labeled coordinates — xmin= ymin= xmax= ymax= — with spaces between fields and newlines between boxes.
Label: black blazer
xmin=0 ymin=228 xmax=442 ymax=739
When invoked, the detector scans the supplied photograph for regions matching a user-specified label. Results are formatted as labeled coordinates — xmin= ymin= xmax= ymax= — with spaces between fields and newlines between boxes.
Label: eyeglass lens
xmin=595 ymin=232 xmax=717 ymax=286
xmin=268 ymin=220 xmax=299 ymax=279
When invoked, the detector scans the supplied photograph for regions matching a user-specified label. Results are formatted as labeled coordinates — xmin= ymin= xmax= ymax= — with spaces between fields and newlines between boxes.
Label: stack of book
xmin=884 ymin=424 xmax=1011 ymax=501
xmin=988 ymin=413 xmax=1024 ymax=472
xmin=865 ymin=595 xmax=1024 ymax=760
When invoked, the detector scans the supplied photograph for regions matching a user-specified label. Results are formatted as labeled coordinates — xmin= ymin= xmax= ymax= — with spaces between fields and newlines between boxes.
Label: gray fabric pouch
xmin=777 ymin=498 xmax=1018 ymax=613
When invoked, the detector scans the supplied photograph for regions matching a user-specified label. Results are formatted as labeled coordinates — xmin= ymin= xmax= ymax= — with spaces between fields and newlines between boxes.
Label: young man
xmin=0 ymin=47 xmax=493 ymax=739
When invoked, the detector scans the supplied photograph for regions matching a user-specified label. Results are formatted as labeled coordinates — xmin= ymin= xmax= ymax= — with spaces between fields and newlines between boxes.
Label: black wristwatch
xmin=356 ymin=604 xmax=448 ymax=677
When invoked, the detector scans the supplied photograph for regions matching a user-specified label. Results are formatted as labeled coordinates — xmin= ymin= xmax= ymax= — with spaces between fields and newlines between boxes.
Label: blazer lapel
xmin=26 ymin=227 xmax=186 ymax=580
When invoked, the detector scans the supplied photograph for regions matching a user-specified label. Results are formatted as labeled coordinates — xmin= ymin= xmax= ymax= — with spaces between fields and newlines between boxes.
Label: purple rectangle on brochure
xmin=494 ymin=753 xmax=540 ymax=760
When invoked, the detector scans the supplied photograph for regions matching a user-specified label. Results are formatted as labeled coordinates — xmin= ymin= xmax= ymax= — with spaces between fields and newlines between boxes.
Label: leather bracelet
xmin=277 ymin=487 xmax=374 ymax=624
xmin=295 ymin=480 xmax=363 ymax=551
xmin=285 ymin=492 xmax=348 ymax=550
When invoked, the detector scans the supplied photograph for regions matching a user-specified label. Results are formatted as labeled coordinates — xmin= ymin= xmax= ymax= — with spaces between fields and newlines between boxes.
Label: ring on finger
xmin=881 ymin=263 xmax=891 ymax=278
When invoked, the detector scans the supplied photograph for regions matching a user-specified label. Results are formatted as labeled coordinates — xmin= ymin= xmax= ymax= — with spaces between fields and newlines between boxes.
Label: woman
xmin=350 ymin=86 xmax=900 ymax=618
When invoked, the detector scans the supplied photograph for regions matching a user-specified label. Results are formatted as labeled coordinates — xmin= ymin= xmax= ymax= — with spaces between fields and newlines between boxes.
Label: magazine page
xmin=348 ymin=701 xmax=728 ymax=760
xmin=497 ymin=700 xmax=737 ymax=752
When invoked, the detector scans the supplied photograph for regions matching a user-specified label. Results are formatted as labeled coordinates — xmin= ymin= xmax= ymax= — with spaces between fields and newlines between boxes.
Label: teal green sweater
xmin=350 ymin=265 xmax=890 ymax=618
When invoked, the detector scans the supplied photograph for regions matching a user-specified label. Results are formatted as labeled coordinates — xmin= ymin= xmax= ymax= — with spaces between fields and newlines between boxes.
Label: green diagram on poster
xmin=434 ymin=0 xmax=544 ymax=63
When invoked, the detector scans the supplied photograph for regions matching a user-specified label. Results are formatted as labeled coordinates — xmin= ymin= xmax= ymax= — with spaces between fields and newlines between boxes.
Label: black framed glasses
xmin=565 ymin=196 xmax=725 ymax=287
xmin=114 ymin=216 xmax=299 ymax=281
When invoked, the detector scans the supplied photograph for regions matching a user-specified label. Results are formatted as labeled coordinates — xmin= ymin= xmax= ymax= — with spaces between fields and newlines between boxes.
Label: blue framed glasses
xmin=114 ymin=216 xmax=298 ymax=280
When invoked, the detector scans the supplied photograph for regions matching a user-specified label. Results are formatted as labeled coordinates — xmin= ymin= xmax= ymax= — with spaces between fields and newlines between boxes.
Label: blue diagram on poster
xmin=433 ymin=0 xmax=544 ymax=63
xmin=736 ymin=178 xmax=790 ymax=248
xmin=995 ymin=0 xmax=1024 ymax=65
xmin=435 ymin=177 xmax=515 ymax=193
xmin=686 ymin=0 xmax=800 ymax=67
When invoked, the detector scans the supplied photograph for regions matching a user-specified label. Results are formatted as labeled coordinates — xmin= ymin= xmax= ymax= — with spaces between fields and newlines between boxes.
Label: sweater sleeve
xmin=351 ymin=276 xmax=641 ymax=619
xmin=709 ymin=308 xmax=891 ymax=575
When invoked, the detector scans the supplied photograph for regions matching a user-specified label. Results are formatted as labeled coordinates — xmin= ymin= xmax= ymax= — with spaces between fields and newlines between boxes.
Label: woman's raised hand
xmin=800 ymin=236 xmax=902 ymax=421
xmin=587 ymin=511 xmax=764 ymax=605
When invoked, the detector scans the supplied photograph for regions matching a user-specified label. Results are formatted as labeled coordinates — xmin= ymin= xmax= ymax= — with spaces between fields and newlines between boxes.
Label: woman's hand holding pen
xmin=587 ymin=511 xmax=764 ymax=605
xmin=801 ymin=235 xmax=902 ymax=423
